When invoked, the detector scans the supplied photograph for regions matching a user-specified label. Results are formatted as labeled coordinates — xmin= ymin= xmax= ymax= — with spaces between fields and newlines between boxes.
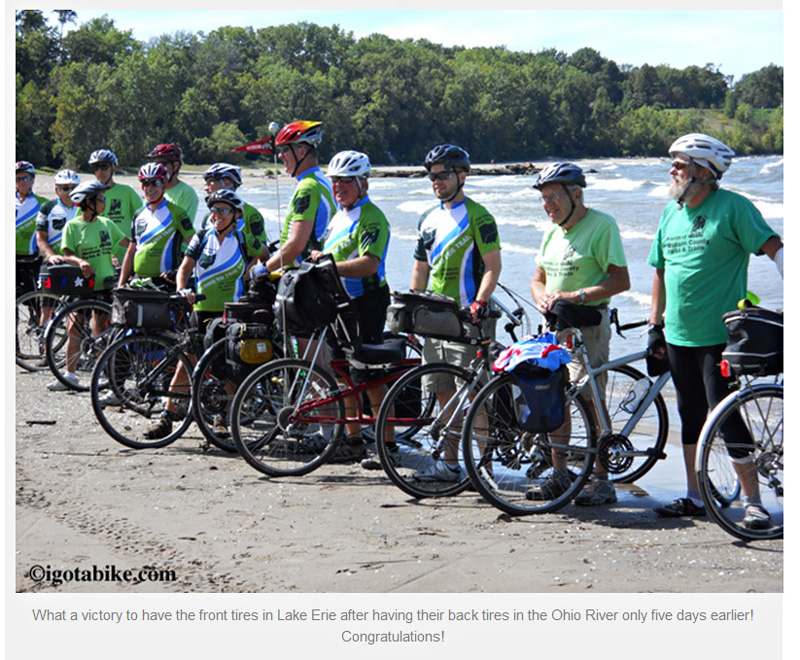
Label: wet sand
xmin=15 ymin=362 xmax=782 ymax=594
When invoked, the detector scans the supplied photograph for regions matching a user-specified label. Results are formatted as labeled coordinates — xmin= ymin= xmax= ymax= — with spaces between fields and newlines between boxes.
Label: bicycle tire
xmin=191 ymin=338 xmax=237 ymax=452
xmin=90 ymin=332 xmax=194 ymax=449
xmin=374 ymin=362 xmax=474 ymax=499
xmin=230 ymin=358 xmax=345 ymax=477
xmin=463 ymin=373 xmax=596 ymax=515
xmin=600 ymin=364 xmax=669 ymax=484
xmin=697 ymin=383 xmax=783 ymax=541
xmin=15 ymin=291 xmax=63 ymax=371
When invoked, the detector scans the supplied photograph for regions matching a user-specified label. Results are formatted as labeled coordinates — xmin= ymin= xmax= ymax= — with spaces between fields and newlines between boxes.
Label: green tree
xmin=62 ymin=16 xmax=140 ymax=65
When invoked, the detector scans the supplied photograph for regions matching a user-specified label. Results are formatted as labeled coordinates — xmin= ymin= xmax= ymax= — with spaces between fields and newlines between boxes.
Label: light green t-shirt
xmin=648 ymin=188 xmax=779 ymax=347
xmin=75 ymin=182 xmax=143 ymax=262
xmin=165 ymin=179 xmax=200 ymax=230
xmin=537 ymin=208 xmax=627 ymax=306
xmin=61 ymin=216 xmax=127 ymax=290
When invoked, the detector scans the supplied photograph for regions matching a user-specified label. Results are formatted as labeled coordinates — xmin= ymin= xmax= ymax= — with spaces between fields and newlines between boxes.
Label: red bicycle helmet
xmin=147 ymin=143 xmax=184 ymax=162
xmin=274 ymin=121 xmax=323 ymax=148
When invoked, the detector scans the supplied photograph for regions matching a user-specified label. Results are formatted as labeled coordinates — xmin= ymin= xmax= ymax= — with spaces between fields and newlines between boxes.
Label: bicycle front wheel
xmin=16 ymin=291 xmax=63 ymax=371
xmin=91 ymin=332 xmax=194 ymax=449
xmin=45 ymin=297 xmax=114 ymax=391
xmin=697 ymin=384 xmax=783 ymax=541
xmin=230 ymin=358 xmax=345 ymax=477
xmin=191 ymin=338 xmax=238 ymax=452
xmin=600 ymin=365 xmax=669 ymax=484
xmin=463 ymin=374 xmax=596 ymax=515
xmin=374 ymin=362 xmax=473 ymax=499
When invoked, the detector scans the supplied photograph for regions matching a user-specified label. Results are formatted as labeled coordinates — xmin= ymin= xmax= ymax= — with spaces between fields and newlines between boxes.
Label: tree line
xmin=16 ymin=10 xmax=783 ymax=170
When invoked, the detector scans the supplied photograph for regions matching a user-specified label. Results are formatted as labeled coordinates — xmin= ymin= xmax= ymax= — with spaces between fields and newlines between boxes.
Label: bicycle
xmin=229 ymin=256 xmax=422 ymax=477
xmin=696 ymin=305 xmax=783 ymax=541
xmin=371 ymin=292 xmax=526 ymax=499
xmin=462 ymin=310 xmax=671 ymax=515
xmin=15 ymin=289 xmax=67 ymax=371
xmin=89 ymin=293 xmax=205 ymax=449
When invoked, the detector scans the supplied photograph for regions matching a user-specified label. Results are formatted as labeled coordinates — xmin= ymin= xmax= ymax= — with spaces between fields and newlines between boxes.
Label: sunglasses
xmin=16 ymin=175 xmax=33 ymax=183
xmin=209 ymin=206 xmax=234 ymax=217
xmin=671 ymin=162 xmax=690 ymax=171
xmin=58 ymin=185 xmax=77 ymax=192
xmin=142 ymin=180 xmax=163 ymax=188
xmin=428 ymin=171 xmax=456 ymax=182
xmin=331 ymin=176 xmax=357 ymax=184
xmin=92 ymin=163 xmax=112 ymax=171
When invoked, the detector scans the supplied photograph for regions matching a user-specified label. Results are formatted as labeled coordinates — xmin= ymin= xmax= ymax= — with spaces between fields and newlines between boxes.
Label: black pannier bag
xmin=511 ymin=362 xmax=569 ymax=433
xmin=386 ymin=291 xmax=465 ymax=340
xmin=224 ymin=322 xmax=274 ymax=382
xmin=38 ymin=263 xmax=95 ymax=295
xmin=224 ymin=301 xmax=275 ymax=326
xmin=273 ymin=255 xmax=345 ymax=333
xmin=110 ymin=287 xmax=172 ymax=329
xmin=721 ymin=306 xmax=783 ymax=376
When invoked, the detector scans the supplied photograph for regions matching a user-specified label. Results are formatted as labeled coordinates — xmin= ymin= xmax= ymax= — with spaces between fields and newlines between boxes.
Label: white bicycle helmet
xmin=203 ymin=162 xmax=243 ymax=188
xmin=88 ymin=149 xmax=118 ymax=167
xmin=669 ymin=133 xmax=734 ymax=178
xmin=327 ymin=150 xmax=371 ymax=178
xmin=54 ymin=169 xmax=81 ymax=186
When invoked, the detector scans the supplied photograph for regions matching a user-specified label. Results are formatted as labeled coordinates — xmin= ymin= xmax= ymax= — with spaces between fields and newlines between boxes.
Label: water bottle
xmin=621 ymin=378 xmax=651 ymax=414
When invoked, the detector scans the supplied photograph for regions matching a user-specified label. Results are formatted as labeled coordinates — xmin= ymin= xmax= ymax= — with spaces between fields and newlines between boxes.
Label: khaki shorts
xmin=557 ymin=311 xmax=611 ymax=401
xmin=421 ymin=316 xmax=496 ymax=392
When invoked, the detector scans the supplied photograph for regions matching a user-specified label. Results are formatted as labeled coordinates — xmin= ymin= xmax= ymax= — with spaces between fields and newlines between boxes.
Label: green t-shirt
xmin=16 ymin=193 xmax=49 ymax=255
xmin=61 ymin=216 xmax=127 ymax=290
xmin=130 ymin=199 xmax=196 ymax=278
xmin=279 ymin=167 xmax=334 ymax=267
xmin=647 ymin=188 xmax=780 ymax=347
xmin=165 ymin=179 xmax=200 ymax=230
xmin=185 ymin=229 xmax=264 ymax=313
xmin=322 ymin=196 xmax=390 ymax=298
xmin=414 ymin=197 xmax=501 ymax=306
xmin=74 ymin=182 xmax=143 ymax=262
xmin=537 ymin=208 xmax=627 ymax=306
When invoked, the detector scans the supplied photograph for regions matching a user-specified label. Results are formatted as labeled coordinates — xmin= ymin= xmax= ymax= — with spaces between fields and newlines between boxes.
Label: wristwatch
xmin=578 ymin=289 xmax=587 ymax=303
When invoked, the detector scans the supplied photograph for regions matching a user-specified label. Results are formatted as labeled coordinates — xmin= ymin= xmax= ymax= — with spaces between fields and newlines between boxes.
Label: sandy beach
xmin=16 ymin=168 xmax=782 ymax=594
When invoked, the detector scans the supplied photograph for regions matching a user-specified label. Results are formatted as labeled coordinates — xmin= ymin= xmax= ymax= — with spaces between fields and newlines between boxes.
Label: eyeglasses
xmin=209 ymin=206 xmax=234 ymax=217
xmin=671 ymin=161 xmax=690 ymax=171
xmin=57 ymin=185 xmax=77 ymax=192
xmin=277 ymin=146 xmax=292 ymax=155
xmin=16 ymin=175 xmax=33 ymax=183
xmin=96 ymin=195 xmax=106 ymax=203
xmin=92 ymin=163 xmax=112 ymax=171
xmin=141 ymin=180 xmax=163 ymax=188
xmin=428 ymin=171 xmax=456 ymax=182
xmin=540 ymin=192 xmax=568 ymax=204
xmin=331 ymin=176 xmax=357 ymax=184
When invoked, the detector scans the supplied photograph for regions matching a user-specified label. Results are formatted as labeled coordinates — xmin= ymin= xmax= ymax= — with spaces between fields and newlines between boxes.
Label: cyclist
xmin=648 ymin=133 xmax=783 ymax=527
xmin=48 ymin=181 xmax=131 ymax=390
xmin=528 ymin=162 xmax=630 ymax=505
xmin=36 ymin=169 xmax=80 ymax=263
xmin=87 ymin=149 xmax=143 ymax=264
xmin=200 ymin=162 xmax=267 ymax=245
xmin=15 ymin=160 xmax=48 ymax=299
xmin=118 ymin=162 xmax=196 ymax=290
xmin=409 ymin=144 xmax=502 ymax=481
xmin=308 ymin=150 xmax=392 ymax=465
xmin=144 ymin=190 xmax=270 ymax=440
xmin=264 ymin=121 xmax=333 ymax=274
xmin=146 ymin=143 xmax=199 ymax=228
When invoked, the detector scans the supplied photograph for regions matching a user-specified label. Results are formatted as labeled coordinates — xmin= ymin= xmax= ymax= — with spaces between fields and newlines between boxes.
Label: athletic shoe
xmin=742 ymin=504 xmax=771 ymax=530
xmin=412 ymin=461 xmax=462 ymax=482
xmin=211 ymin=414 xmax=229 ymax=437
xmin=574 ymin=478 xmax=617 ymax=506
xmin=47 ymin=374 xmax=80 ymax=391
xmin=525 ymin=471 xmax=572 ymax=501
xmin=97 ymin=390 xmax=122 ymax=407
xmin=329 ymin=441 xmax=368 ymax=464
xmin=653 ymin=497 xmax=706 ymax=518
xmin=361 ymin=448 xmax=400 ymax=471
xmin=143 ymin=416 xmax=173 ymax=440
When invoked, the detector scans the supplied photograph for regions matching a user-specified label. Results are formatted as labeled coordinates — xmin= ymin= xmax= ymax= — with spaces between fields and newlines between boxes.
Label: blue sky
xmin=54 ymin=9 xmax=783 ymax=82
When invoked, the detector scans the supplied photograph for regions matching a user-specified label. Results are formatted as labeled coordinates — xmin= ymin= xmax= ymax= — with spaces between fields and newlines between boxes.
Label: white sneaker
xmin=412 ymin=461 xmax=462 ymax=482
xmin=98 ymin=390 xmax=122 ymax=407
xmin=47 ymin=374 xmax=79 ymax=391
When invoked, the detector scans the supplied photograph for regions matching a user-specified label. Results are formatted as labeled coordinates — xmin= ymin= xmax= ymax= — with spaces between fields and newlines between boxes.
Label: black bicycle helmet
xmin=533 ymin=162 xmax=586 ymax=190
xmin=206 ymin=189 xmax=244 ymax=214
xmin=423 ymin=144 xmax=471 ymax=172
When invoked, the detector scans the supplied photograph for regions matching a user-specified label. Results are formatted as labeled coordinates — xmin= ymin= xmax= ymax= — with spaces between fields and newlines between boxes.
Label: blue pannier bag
xmin=511 ymin=361 xmax=569 ymax=433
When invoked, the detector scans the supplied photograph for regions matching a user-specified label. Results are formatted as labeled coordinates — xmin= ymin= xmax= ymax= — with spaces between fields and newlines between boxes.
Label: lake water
xmin=242 ymin=154 xmax=784 ymax=358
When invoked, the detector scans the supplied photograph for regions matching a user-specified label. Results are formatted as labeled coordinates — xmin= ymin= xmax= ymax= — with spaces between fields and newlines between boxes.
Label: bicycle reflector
xmin=720 ymin=359 xmax=731 ymax=378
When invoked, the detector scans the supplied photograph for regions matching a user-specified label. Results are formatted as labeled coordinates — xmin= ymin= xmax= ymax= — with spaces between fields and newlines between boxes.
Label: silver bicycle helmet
xmin=88 ymin=149 xmax=119 ymax=167
xmin=54 ymin=169 xmax=81 ymax=186
xmin=203 ymin=162 xmax=243 ymax=188
xmin=69 ymin=181 xmax=108 ymax=204
xmin=327 ymin=150 xmax=371 ymax=178
xmin=533 ymin=162 xmax=586 ymax=190
xmin=669 ymin=133 xmax=734 ymax=178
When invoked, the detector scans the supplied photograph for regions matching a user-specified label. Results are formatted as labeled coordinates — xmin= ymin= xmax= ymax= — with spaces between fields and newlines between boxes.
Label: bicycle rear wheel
xmin=45 ymin=297 xmax=114 ymax=391
xmin=600 ymin=365 xmax=669 ymax=484
xmin=91 ymin=332 xmax=194 ymax=449
xmin=463 ymin=374 xmax=596 ymax=515
xmin=697 ymin=384 xmax=783 ymax=541
xmin=374 ymin=362 xmax=473 ymax=499
xmin=230 ymin=358 xmax=345 ymax=476
xmin=16 ymin=291 xmax=63 ymax=371
xmin=191 ymin=338 xmax=237 ymax=452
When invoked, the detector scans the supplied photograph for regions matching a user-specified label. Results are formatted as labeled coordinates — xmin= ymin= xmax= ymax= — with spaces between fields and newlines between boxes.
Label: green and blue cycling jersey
xmin=130 ymin=199 xmax=195 ymax=278
xmin=279 ymin=167 xmax=334 ymax=267
xmin=16 ymin=192 xmax=49 ymax=255
xmin=36 ymin=199 xmax=78 ymax=256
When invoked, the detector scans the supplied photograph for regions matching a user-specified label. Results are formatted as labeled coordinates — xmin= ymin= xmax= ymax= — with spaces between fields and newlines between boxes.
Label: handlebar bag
xmin=274 ymin=256 xmax=344 ymax=333
xmin=111 ymin=287 xmax=172 ymax=329
xmin=38 ymin=263 xmax=95 ymax=295
xmin=386 ymin=291 xmax=464 ymax=340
